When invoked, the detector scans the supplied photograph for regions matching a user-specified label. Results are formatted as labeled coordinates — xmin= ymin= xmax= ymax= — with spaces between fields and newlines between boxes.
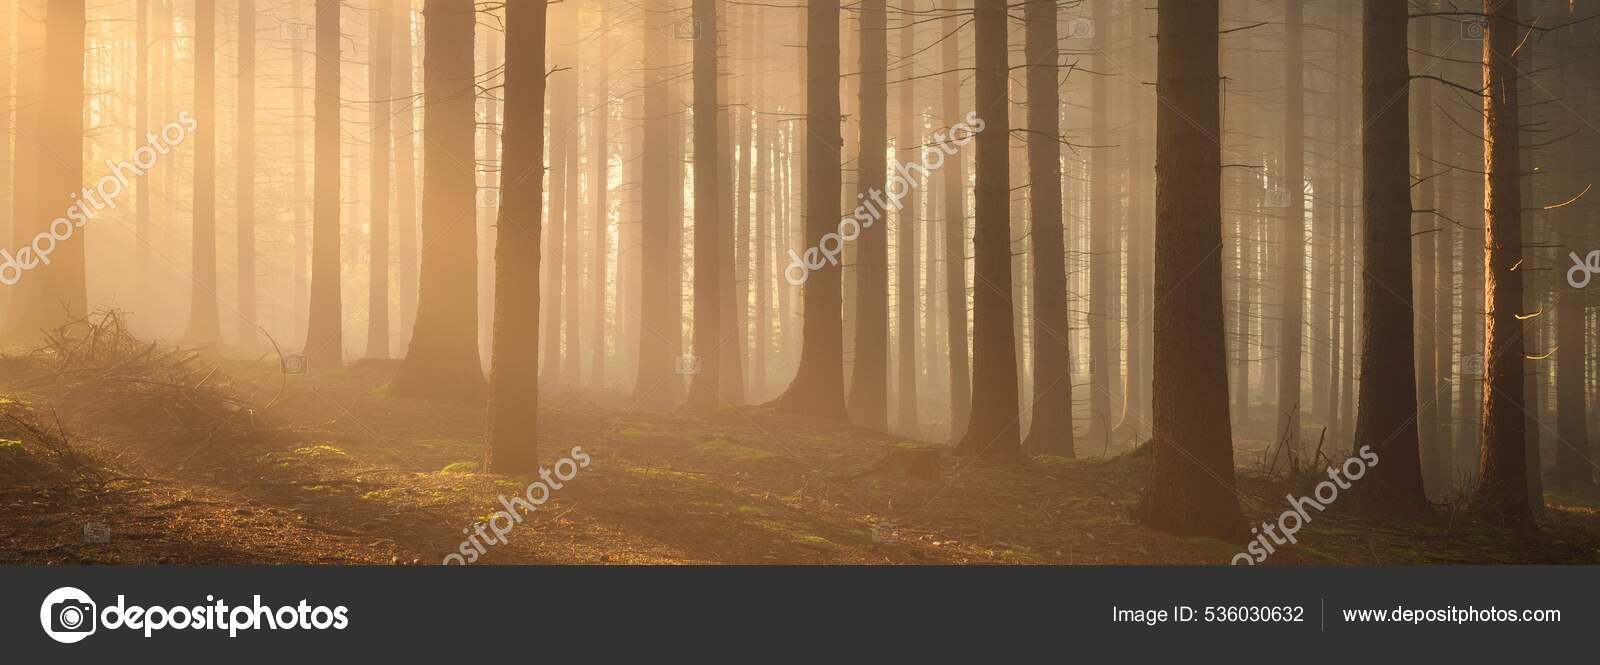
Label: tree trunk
xmin=366 ymin=0 xmax=392 ymax=359
xmin=1134 ymin=0 xmax=1243 ymax=540
xmin=1413 ymin=13 xmax=1442 ymax=496
xmin=185 ymin=0 xmax=221 ymax=347
xmin=685 ymin=0 xmax=723 ymax=411
xmin=590 ymin=0 xmax=610 ymax=388
xmin=1472 ymin=0 xmax=1533 ymax=526
xmin=485 ymin=0 xmax=548 ymax=474
xmin=1021 ymin=0 xmax=1071 ymax=457
xmin=940 ymin=0 xmax=970 ymax=440
xmin=894 ymin=4 xmax=920 ymax=437
xmin=303 ymin=0 xmax=344 ymax=370
xmin=1352 ymin=0 xmax=1428 ymax=515
xmin=1085 ymin=0 xmax=1113 ymax=445
xmin=395 ymin=2 xmax=418 ymax=351
xmin=772 ymin=0 xmax=848 ymax=420
xmin=390 ymin=0 xmax=486 ymax=401
xmin=848 ymin=0 xmax=889 ymax=430
xmin=1272 ymin=0 xmax=1305 ymax=467
xmin=634 ymin=0 xmax=684 ymax=408
xmin=952 ymin=0 xmax=1019 ymax=462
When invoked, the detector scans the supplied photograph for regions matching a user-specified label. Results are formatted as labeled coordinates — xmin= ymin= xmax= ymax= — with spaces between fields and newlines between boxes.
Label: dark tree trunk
xmin=1134 ymin=0 xmax=1244 ymax=540
xmin=1472 ymin=0 xmax=1533 ymax=527
xmin=390 ymin=0 xmax=486 ymax=401
xmin=1021 ymin=0 xmax=1072 ymax=457
xmin=1353 ymin=0 xmax=1428 ymax=514
xmin=849 ymin=0 xmax=889 ymax=430
xmin=485 ymin=0 xmax=548 ymax=474
xmin=953 ymin=0 xmax=1019 ymax=462
xmin=772 ymin=0 xmax=848 ymax=420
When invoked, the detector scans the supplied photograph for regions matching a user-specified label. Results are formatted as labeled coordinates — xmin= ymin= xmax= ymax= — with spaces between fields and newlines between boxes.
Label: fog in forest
xmin=1 ymin=0 xmax=1598 ymax=565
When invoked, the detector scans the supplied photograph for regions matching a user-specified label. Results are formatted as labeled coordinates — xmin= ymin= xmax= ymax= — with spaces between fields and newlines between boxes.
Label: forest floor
xmin=3 ymin=318 xmax=1599 ymax=565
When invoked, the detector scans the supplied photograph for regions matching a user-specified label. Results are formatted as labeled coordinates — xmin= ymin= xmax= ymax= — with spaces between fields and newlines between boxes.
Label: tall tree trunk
xmin=542 ymin=4 xmax=571 ymax=387
xmin=848 ymin=0 xmax=889 ymax=430
xmin=634 ymin=0 xmax=683 ymax=408
xmin=1472 ymin=0 xmax=1533 ymax=526
xmin=3 ymin=0 xmax=40 ymax=342
xmin=485 ymin=0 xmax=547 ymax=474
xmin=953 ymin=0 xmax=1019 ymax=461
xmin=236 ymin=0 xmax=257 ymax=348
xmin=1413 ymin=13 xmax=1441 ymax=496
xmin=940 ymin=0 xmax=970 ymax=439
xmin=590 ymin=0 xmax=610 ymax=388
xmin=390 ymin=0 xmax=486 ymax=400
xmin=894 ymin=3 xmax=920 ymax=437
xmin=772 ymin=0 xmax=848 ymax=420
xmin=1085 ymin=0 xmax=1113 ymax=445
xmin=684 ymin=0 xmax=723 ymax=411
xmin=366 ymin=0 xmax=392 ymax=359
xmin=1429 ymin=0 xmax=1454 ymax=489
xmin=133 ymin=0 xmax=148 ymax=307
xmin=291 ymin=0 xmax=309 ymax=346
xmin=1353 ymin=0 xmax=1427 ymax=514
xmin=1272 ymin=0 xmax=1305 ymax=466
xmin=395 ymin=2 xmax=418 ymax=350
xmin=303 ymin=0 xmax=343 ymax=369
xmin=185 ymin=0 xmax=221 ymax=347
xmin=1136 ymin=0 xmax=1242 ymax=539
xmin=1021 ymin=0 xmax=1071 ymax=457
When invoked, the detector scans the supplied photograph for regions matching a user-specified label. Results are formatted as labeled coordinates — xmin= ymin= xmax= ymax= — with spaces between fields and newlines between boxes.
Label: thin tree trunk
xmin=940 ymin=0 xmax=970 ymax=439
xmin=185 ymin=0 xmax=221 ymax=347
xmin=303 ymin=0 xmax=343 ymax=370
xmin=395 ymin=2 xmax=418 ymax=350
xmin=894 ymin=2 xmax=920 ymax=437
xmin=685 ymin=0 xmax=723 ymax=411
xmin=366 ymin=0 xmax=392 ymax=359
xmin=1272 ymin=0 xmax=1305 ymax=466
xmin=590 ymin=0 xmax=610 ymax=388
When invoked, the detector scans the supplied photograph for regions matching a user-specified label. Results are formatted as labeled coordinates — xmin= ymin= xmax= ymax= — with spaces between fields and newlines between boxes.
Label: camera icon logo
xmin=1068 ymin=17 xmax=1095 ymax=40
xmin=476 ymin=187 xmax=501 ymax=210
xmin=673 ymin=353 xmax=702 ymax=375
xmin=280 ymin=18 xmax=308 ymax=41
xmin=83 ymin=521 xmax=110 ymax=543
xmin=282 ymin=353 xmax=308 ymax=375
xmin=674 ymin=18 xmax=702 ymax=40
xmin=40 ymin=586 xmax=97 ymax=643
xmin=1461 ymin=18 xmax=1486 ymax=40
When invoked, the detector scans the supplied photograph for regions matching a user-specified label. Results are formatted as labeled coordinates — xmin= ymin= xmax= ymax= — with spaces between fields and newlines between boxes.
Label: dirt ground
xmin=3 ymin=325 xmax=1598 ymax=565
